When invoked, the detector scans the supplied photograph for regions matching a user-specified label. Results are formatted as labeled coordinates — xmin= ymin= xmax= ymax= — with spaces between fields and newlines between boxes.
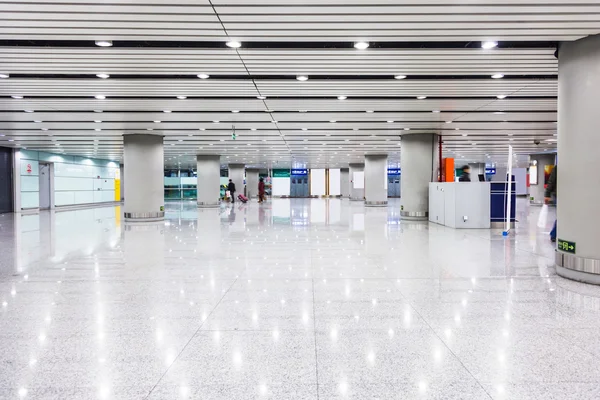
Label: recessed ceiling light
xmin=330 ymin=120 xmax=336 ymax=123
xmin=299 ymin=110 xmax=308 ymax=113
xmin=472 ymin=142 xmax=477 ymax=145
xmin=497 ymin=95 xmax=507 ymax=99
xmin=55 ymin=143 xmax=60 ymax=146
xmin=455 ymin=127 xmax=460 ymax=130
xmin=394 ymin=75 xmax=407 ymax=80
xmin=0 ymin=73 xmax=9 ymax=79
xmin=11 ymin=95 xmax=23 ymax=99
xmin=96 ymin=73 xmax=110 ymax=79
xmin=271 ymin=120 xmax=278 ymax=123
xmin=199 ymin=128 xmax=205 ymax=131
xmin=95 ymin=95 xmax=106 ymax=99
xmin=432 ymin=110 xmax=440 ymax=113
xmin=482 ymin=41 xmax=498 ymax=50
xmin=178 ymin=139 xmax=183 ymax=142
xmin=366 ymin=110 xmax=374 ymax=113
xmin=164 ymin=110 xmax=173 ymax=113
xmin=387 ymin=120 xmax=394 ymax=123
xmin=197 ymin=73 xmax=210 ymax=79
xmin=95 ymin=40 xmax=112 ymax=47
xmin=8 ymin=139 xmax=14 ymax=142
xmin=177 ymin=96 xmax=187 ymax=99
xmin=417 ymin=96 xmax=427 ymax=100
xmin=446 ymin=121 xmax=452 ymax=124
xmin=94 ymin=110 xmax=103 ymax=113
xmin=95 ymin=128 xmax=101 ymax=131
xmin=337 ymin=95 xmax=347 ymax=100
xmin=41 ymin=128 xmax=48 ymax=131
xmin=494 ymin=111 xmax=506 ymax=115
xmin=296 ymin=75 xmax=309 ymax=81
xmin=34 ymin=120 xmax=42 ymax=123
xmin=251 ymin=128 xmax=257 ymax=131
xmin=147 ymin=128 xmax=153 ymax=131
xmin=231 ymin=110 xmax=240 ymax=113
xmin=257 ymin=95 xmax=267 ymax=100
xmin=491 ymin=73 xmax=504 ymax=79
xmin=213 ymin=120 xmax=219 ymax=123
xmin=354 ymin=42 xmax=369 ymax=50
xmin=24 ymin=109 xmax=34 ymax=113
xmin=404 ymin=127 xmax=410 ymax=131
xmin=462 ymin=133 xmax=468 ymax=137
xmin=94 ymin=120 xmax=101 ymax=123
xmin=226 ymin=40 xmax=242 ymax=48
xmin=154 ymin=120 xmax=161 ymax=123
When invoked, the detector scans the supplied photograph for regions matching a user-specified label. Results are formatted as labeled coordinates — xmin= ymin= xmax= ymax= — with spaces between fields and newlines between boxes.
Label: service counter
xmin=429 ymin=182 xmax=491 ymax=229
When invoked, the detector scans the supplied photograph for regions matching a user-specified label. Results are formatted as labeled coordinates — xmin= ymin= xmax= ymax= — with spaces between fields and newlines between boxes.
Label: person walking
xmin=459 ymin=165 xmax=471 ymax=182
xmin=258 ymin=177 xmax=266 ymax=203
xmin=227 ymin=179 xmax=236 ymax=204
xmin=544 ymin=166 xmax=557 ymax=242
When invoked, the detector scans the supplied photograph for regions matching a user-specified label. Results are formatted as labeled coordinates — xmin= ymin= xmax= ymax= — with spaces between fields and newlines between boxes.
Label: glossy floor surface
xmin=1 ymin=198 xmax=599 ymax=399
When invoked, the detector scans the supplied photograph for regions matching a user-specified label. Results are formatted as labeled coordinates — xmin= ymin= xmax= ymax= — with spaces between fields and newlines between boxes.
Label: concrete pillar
xmin=555 ymin=34 xmax=600 ymax=284
xmin=196 ymin=155 xmax=221 ymax=208
xmin=246 ymin=169 xmax=259 ymax=199
xmin=400 ymin=133 xmax=439 ymax=220
xmin=123 ymin=134 xmax=164 ymax=222
xmin=228 ymin=164 xmax=245 ymax=198
xmin=348 ymin=163 xmax=365 ymax=201
xmin=340 ymin=168 xmax=350 ymax=198
xmin=364 ymin=154 xmax=388 ymax=206
xmin=529 ymin=154 xmax=556 ymax=205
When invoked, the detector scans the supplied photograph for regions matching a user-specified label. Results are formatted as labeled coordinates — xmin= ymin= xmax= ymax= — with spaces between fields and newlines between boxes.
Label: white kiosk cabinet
xmin=429 ymin=182 xmax=491 ymax=228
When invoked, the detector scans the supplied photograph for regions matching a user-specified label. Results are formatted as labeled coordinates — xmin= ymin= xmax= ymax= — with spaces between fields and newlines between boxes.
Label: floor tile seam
xmin=142 ymin=277 xmax=239 ymax=400
xmin=311 ymin=278 xmax=320 ymax=400
xmin=551 ymin=329 xmax=600 ymax=359
xmin=396 ymin=290 xmax=495 ymax=400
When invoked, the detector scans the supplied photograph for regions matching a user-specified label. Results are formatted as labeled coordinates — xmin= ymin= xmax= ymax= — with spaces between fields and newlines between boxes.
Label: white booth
xmin=429 ymin=182 xmax=491 ymax=229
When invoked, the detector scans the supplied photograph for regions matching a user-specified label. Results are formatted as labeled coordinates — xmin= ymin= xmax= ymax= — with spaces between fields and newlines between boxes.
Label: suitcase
xmin=238 ymin=194 xmax=248 ymax=203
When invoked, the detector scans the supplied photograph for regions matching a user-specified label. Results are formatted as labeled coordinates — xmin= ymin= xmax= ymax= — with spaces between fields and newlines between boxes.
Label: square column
xmin=196 ymin=155 xmax=221 ymax=208
xmin=228 ymin=164 xmax=245 ymax=198
xmin=364 ymin=154 xmax=388 ymax=206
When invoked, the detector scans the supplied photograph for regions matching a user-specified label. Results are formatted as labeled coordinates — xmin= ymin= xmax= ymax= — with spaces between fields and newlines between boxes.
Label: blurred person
xmin=544 ymin=166 xmax=557 ymax=242
xmin=258 ymin=177 xmax=266 ymax=203
xmin=459 ymin=165 xmax=471 ymax=182
xmin=227 ymin=179 xmax=236 ymax=204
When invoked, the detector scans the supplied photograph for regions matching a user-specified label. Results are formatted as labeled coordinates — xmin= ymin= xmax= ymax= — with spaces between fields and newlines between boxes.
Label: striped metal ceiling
xmin=0 ymin=0 xmax=590 ymax=168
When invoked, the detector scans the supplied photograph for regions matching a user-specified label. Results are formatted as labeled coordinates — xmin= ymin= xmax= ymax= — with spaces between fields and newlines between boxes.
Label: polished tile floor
xmin=0 ymin=198 xmax=599 ymax=399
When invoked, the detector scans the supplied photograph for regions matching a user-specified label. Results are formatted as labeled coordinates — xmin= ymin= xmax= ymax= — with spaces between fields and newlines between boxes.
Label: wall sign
xmin=26 ymin=164 xmax=32 ymax=174
xmin=291 ymin=169 xmax=308 ymax=176
xmin=485 ymin=167 xmax=496 ymax=175
xmin=387 ymin=168 xmax=401 ymax=176
xmin=558 ymin=239 xmax=576 ymax=254
xmin=272 ymin=169 xmax=291 ymax=178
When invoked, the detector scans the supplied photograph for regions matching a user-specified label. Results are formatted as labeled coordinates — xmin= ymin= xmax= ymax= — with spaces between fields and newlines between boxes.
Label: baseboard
xmin=54 ymin=201 xmax=122 ymax=212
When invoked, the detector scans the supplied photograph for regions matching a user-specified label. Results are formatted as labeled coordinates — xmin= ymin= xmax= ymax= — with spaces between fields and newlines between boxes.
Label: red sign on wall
xmin=26 ymin=164 xmax=32 ymax=174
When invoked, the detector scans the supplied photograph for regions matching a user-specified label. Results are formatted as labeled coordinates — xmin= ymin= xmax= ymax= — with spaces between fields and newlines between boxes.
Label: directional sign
xmin=558 ymin=239 xmax=576 ymax=254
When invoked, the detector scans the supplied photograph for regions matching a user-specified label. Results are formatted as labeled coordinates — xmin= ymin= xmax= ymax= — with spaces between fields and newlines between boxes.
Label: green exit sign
xmin=558 ymin=239 xmax=576 ymax=254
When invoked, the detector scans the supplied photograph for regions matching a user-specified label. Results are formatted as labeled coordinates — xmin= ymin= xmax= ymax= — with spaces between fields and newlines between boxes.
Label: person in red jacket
xmin=258 ymin=177 xmax=266 ymax=203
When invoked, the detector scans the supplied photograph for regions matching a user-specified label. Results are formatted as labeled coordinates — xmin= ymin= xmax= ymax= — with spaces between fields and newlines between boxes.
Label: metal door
xmin=39 ymin=163 xmax=51 ymax=209
xmin=291 ymin=178 xmax=297 ymax=197
xmin=387 ymin=177 xmax=394 ymax=197
xmin=302 ymin=178 xmax=309 ymax=197
xmin=396 ymin=177 xmax=401 ymax=197
xmin=0 ymin=147 xmax=13 ymax=213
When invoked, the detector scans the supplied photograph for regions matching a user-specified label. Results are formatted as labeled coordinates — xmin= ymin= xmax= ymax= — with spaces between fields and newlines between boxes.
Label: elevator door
xmin=0 ymin=147 xmax=13 ymax=213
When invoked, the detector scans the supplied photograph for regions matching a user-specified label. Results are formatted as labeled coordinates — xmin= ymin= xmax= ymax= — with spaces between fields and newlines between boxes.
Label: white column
xmin=349 ymin=163 xmax=365 ymax=201
xmin=228 ymin=164 xmax=245 ymax=197
xmin=555 ymin=34 xmax=600 ymax=284
xmin=246 ymin=169 xmax=259 ymax=199
xmin=364 ymin=154 xmax=388 ymax=206
xmin=196 ymin=155 xmax=221 ymax=208
xmin=340 ymin=168 xmax=350 ymax=198
xmin=400 ymin=133 xmax=439 ymax=220
xmin=123 ymin=134 xmax=164 ymax=222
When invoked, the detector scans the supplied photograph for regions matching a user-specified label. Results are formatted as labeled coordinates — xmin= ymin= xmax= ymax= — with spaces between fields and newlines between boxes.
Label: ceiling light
xmin=387 ymin=120 xmax=394 ymax=123
xmin=330 ymin=120 xmax=336 ymax=123
xmin=366 ymin=110 xmax=374 ymax=113
xmin=482 ymin=41 xmax=498 ymax=50
xmin=24 ymin=110 xmax=34 ymax=113
xmin=95 ymin=40 xmax=112 ymax=47
xmin=199 ymin=128 xmax=205 ymax=131
xmin=271 ymin=120 xmax=278 ymax=123
xmin=95 ymin=95 xmax=106 ymax=100
xmin=232 ymin=110 xmax=240 ymax=113
xmin=95 ymin=128 xmax=101 ymax=131
xmin=164 ymin=110 xmax=173 ymax=113
xmin=497 ymin=95 xmax=507 ymax=99
xmin=11 ymin=95 xmax=23 ymax=99
xmin=96 ymin=73 xmax=110 ymax=79
xmin=432 ymin=110 xmax=440 ymax=113
xmin=197 ymin=73 xmax=210 ymax=79
xmin=94 ymin=110 xmax=103 ymax=113
xmin=394 ymin=75 xmax=407 ymax=80
xmin=226 ymin=40 xmax=242 ymax=48
xmin=251 ymin=128 xmax=257 ymax=131
xmin=94 ymin=120 xmax=101 ymax=123
xmin=257 ymin=95 xmax=267 ymax=100
xmin=154 ymin=120 xmax=161 ymax=123
xmin=302 ymin=128 xmax=307 ymax=131
xmin=354 ymin=42 xmax=370 ymax=50
xmin=41 ymin=128 xmax=48 ymax=131
xmin=472 ymin=142 xmax=477 ymax=145
xmin=417 ymin=96 xmax=427 ymax=100
xmin=0 ymin=73 xmax=9 ymax=79
xmin=296 ymin=75 xmax=309 ymax=81
xmin=147 ymin=128 xmax=153 ymax=131
xmin=34 ymin=120 xmax=42 ymax=123
xmin=213 ymin=120 xmax=219 ymax=123
xmin=177 ymin=96 xmax=187 ymax=99
xmin=337 ymin=95 xmax=347 ymax=100
xmin=55 ymin=143 xmax=60 ymax=146
xmin=446 ymin=120 xmax=452 ymax=124
xmin=404 ymin=127 xmax=410 ymax=131
xmin=491 ymin=73 xmax=504 ymax=79
xmin=462 ymin=133 xmax=468 ymax=137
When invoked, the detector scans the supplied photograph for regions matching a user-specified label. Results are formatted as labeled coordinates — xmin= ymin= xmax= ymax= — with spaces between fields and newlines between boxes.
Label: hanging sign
xmin=387 ymin=168 xmax=401 ymax=176
xmin=272 ymin=169 xmax=291 ymax=178
xmin=291 ymin=169 xmax=308 ymax=176
xmin=485 ymin=167 xmax=497 ymax=175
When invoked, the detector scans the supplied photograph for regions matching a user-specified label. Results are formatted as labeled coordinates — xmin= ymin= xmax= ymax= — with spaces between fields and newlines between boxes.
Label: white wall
xmin=15 ymin=150 xmax=118 ymax=210
xmin=310 ymin=169 xmax=326 ymax=196
xmin=329 ymin=168 xmax=341 ymax=196
xmin=272 ymin=177 xmax=290 ymax=196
